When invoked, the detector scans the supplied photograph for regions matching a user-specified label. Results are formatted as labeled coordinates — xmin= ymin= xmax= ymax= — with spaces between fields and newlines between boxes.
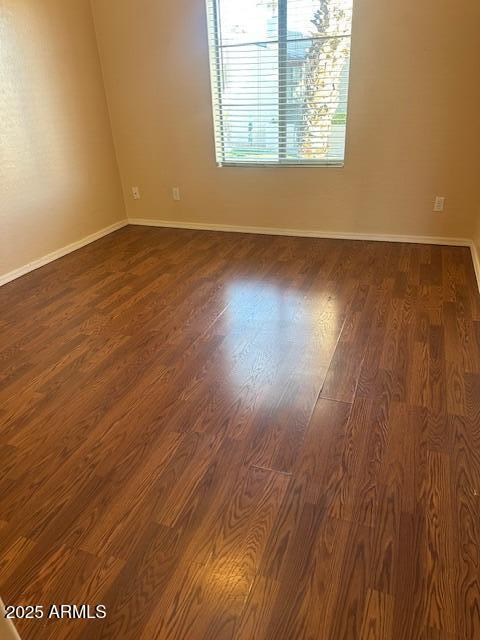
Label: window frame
xmin=207 ymin=0 xmax=352 ymax=168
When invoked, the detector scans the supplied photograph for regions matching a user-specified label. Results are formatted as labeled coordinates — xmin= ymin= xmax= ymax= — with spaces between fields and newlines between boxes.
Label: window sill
xmin=218 ymin=161 xmax=345 ymax=168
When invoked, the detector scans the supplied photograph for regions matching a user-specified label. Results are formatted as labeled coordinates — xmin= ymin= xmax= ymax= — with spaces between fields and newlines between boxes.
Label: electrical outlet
xmin=132 ymin=186 xmax=141 ymax=200
xmin=172 ymin=187 xmax=181 ymax=201
xmin=433 ymin=196 xmax=445 ymax=212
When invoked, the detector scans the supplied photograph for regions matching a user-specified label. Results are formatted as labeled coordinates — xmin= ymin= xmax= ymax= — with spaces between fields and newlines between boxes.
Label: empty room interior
xmin=1 ymin=0 xmax=480 ymax=638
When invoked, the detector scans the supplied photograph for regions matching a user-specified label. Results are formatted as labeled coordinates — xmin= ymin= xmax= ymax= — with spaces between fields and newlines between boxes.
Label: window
xmin=206 ymin=0 xmax=353 ymax=167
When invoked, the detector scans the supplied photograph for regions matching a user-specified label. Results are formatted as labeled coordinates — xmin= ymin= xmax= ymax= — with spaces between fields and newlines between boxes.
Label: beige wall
xmin=0 ymin=0 xmax=125 ymax=277
xmin=475 ymin=215 xmax=480 ymax=260
xmin=92 ymin=0 xmax=480 ymax=240
xmin=2 ymin=0 xmax=478 ymax=282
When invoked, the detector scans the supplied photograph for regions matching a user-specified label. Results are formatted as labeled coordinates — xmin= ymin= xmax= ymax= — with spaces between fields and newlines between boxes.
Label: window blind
xmin=206 ymin=0 xmax=353 ymax=167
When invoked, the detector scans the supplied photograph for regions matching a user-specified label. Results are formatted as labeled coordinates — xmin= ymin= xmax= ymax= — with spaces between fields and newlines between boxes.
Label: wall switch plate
xmin=132 ymin=186 xmax=141 ymax=200
xmin=433 ymin=196 xmax=445 ymax=212
xmin=172 ymin=187 xmax=181 ymax=201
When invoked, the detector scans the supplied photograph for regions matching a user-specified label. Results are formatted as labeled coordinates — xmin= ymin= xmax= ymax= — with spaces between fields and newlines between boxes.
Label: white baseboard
xmin=128 ymin=217 xmax=472 ymax=247
xmin=3 ymin=216 xmax=479 ymax=294
xmin=470 ymin=240 xmax=480 ymax=293
xmin=129 ymin=216 xmax=480 ymax=293
xmin=0 ymin=220 xmax=128 ymax=287
xmin=1 ymin=599 xmax=22 ymax=639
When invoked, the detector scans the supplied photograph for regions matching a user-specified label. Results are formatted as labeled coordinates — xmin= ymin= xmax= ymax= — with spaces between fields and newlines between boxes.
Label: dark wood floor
xmin=1 ymin=226 xmax=480 ymax=640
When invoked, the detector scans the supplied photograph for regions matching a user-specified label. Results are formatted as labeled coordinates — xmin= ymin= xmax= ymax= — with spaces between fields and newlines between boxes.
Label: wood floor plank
xmin=359 ymin=589 xmax=394 ymax=640
xmin=423 ymin=450 xmax=456 ymax=636
xmin=140 ymin=465 xmax=289 ymax=640
xmin=261 ymin=501 xmax=332 ymax=639
xmin=392 ymin=510 xmax=427 ymax=640
xmin=329 ymin=519 xmax=373 ymax=640
xmin=450 ymin=415 xmax=480 ymax=638
xmin=271 ymin=398 xmax=352 ymax=521
xmin=233 ymin=575 xmax=280 ymax=640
